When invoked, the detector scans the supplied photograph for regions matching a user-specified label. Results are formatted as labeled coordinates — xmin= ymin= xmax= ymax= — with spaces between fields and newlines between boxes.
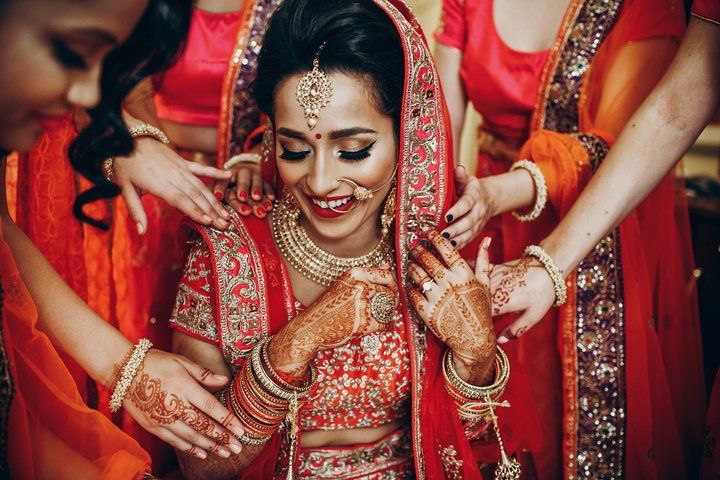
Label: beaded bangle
xmin=510 ymin=160 xmax=547 ymax=222
xmin=250 ymin=338 xmax=315 ymax=400
xmin=524 ymin=244 xmax=567 ymax=307
xmin=129 ymin=123 xmax=170 ymax=145
xmin=223 ymin=153 xmax=262 ymax=170
xmin=109 ymin=338 xmax=153 ymax=413
xmin=101 ymin=157 xmax=117 ymax=184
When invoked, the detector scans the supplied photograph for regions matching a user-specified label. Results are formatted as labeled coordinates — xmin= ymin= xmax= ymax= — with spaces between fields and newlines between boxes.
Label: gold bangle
xmin=510 ymin=160 xmax=547 ymax=222
xmin=443 ymin=346 xmax=509 ymax=402
xmin=109 ymin=338 xmax=153 ymax=413
xmin=524 ymin=244 xmax=567 ymax=307
xmin=128 ymin=123 xmax=170 ymax=145
xmin=250 ymin=338 xmax=315 ymax=401
xmin=223 ymin=153 xmax=262 ymax=170
xmin=102 ymin=157 xmax=117 ymax=184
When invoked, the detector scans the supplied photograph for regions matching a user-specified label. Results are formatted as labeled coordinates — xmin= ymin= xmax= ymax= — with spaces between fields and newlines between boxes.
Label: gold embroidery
xmin=440 ymin=444 xmax=463 ymax=480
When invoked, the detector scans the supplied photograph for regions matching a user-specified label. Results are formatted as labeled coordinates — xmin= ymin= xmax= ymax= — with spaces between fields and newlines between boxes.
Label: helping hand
xmin=113 ymin=137 xmax=233 ymax=234
xmin=123 ymin=349 xmax=245 ymax=460
xmin=212 ymin=162 xmax=276 ymax=219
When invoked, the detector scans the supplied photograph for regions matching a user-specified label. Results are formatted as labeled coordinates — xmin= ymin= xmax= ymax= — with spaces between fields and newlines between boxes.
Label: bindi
xmin=315 ymin=133 xmax=322 ymax=139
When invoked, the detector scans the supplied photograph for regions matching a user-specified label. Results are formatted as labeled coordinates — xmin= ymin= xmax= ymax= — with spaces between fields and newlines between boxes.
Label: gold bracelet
xmin=109 ymin=338 xmax=153 ymax=413
xmin=250 ymin=338 xmax=315 ymax=401
xmin=510 ymin=160 xmax=547 ymax=222
xmin=223 ymin=153 xmax=262 ymax=170
xmin=524 ymin=244 xmax=567 ymax=307
xmin=128 ymin=123 xmax=170 ymax=145
xmin=101 ymin=157 xmax=117 ymax=184
xmin=443 ymin=346 xmax=509 ymax=402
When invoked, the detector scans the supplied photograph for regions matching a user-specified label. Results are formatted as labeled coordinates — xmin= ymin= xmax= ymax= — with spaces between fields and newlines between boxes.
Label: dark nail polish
xmin=446 ymin=214 xmax=453 ymax=222
xmin=450 ymin=240 xmax=457 ymax=247
xmin=442 ymin=232 xmax=450 ymax=239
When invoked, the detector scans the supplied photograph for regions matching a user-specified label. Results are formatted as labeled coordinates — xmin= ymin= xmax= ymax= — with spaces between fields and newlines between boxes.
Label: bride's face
xmin=274 ymin=71 xmax=397 ymax=242
xmin=0 ymin=0 xmax=147 ymax=152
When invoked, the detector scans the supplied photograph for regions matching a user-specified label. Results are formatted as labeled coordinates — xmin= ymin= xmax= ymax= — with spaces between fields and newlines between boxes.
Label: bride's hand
xmin=267 ymin=266 xmax=398 ymax=377
xmin=123 ymin=349 xmax=245 ymax=459
xmin=407 ymin=231 xmax=496 ymax=383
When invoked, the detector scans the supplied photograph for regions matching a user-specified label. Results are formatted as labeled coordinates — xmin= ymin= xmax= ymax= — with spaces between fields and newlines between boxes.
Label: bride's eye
xmin=279 ymin=144 xmax=310 ymax=161
xmin=338 ymin=141 xmax=376 ymax=162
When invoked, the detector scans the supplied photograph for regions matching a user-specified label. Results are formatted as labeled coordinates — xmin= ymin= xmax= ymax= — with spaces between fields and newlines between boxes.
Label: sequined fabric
xmin=278 ymin=429 xmax=413 ymax=479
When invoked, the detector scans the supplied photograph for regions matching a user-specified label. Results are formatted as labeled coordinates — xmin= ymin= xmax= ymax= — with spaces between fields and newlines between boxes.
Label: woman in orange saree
xmin=435 ymin=0 xmax=703 ymax=477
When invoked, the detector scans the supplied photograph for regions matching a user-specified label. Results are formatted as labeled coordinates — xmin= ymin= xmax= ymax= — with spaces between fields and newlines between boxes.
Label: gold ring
xmin=370 ymin=292 xmax=395 ymax=324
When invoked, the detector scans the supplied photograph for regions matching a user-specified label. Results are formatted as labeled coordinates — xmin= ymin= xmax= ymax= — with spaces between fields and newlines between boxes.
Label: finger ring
xmin=422 ymin=280 xmax=434 ymax=293
xmin=370 ymin=291 xmax=395 ymax=324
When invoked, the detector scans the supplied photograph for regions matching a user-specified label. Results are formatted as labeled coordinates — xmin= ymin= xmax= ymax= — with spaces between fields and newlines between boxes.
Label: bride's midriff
xmin=301 ymin=421 xmax=403 ymax=448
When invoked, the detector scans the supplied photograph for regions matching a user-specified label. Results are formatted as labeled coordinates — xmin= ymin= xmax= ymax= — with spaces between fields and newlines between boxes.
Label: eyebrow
xmin=67 ymin=28 xmax=119 ymax=47
xmin=276 ymin=127 xmax=377 ymax=140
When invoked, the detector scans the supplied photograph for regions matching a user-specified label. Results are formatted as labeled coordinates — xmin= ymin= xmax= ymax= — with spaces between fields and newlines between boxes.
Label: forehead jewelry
xmin=296 ymin=42 xmax=333 ymax=130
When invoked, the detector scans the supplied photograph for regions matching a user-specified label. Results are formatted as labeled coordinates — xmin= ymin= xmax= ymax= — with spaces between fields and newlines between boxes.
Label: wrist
xmin=452 ymin=344 xmax=496 ymax=386
xmin=479 ymin=177 xmax=500 ymax=218
xmin=266 ymin=331 xmax=315 ymax=379
xmin=540 ymin=235 xmax=576 ymax=278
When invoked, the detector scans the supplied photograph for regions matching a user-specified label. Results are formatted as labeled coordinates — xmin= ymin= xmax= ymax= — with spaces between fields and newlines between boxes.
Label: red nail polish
xmin=263 ymin=201 xmax=272 ymax=210
xmin=214 ymin=192 xmax=223 ymax=201
xmin=256 ymin=206 xmax=266 ymax=216
xmin=252 ymin=190 xmax=261 ymax=199
xmin=240 ymin=205 xmax=251 ymax=215
xmin=238 ymin=191 xmax=247 ymax=201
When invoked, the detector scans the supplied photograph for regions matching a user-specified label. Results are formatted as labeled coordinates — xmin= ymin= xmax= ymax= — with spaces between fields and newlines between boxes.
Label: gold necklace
xmin=271 ymin=195 xmax=393 ymax=287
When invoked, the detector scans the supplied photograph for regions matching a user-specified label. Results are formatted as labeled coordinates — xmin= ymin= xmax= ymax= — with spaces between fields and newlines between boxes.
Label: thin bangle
xmin=510 ymin=160 xmax=547 ymax=222
xmin=128 ymin=123 xmax=170 ymax=145
xmin=524 ymin=244 xmax=567 ymax=307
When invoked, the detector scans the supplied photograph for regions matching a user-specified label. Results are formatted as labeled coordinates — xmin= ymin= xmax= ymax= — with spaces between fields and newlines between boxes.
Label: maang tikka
xmin=296 ymin=42 xmax=333 ymax=130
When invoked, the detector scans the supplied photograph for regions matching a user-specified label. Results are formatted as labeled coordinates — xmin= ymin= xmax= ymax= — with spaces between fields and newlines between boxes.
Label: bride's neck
xmin=301 ymin=216 xmax=383 ymax=258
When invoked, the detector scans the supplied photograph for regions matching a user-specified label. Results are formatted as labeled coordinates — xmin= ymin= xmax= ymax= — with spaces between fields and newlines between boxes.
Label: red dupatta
xmin=186 ymin=1 xmax=532 ymax=478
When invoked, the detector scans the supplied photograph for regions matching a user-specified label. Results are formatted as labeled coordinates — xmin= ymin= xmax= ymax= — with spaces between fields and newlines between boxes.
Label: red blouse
xmin=434 ymin=0 xmax=549 ymax=145
xmin=692 ymin=0 xmax=720 ymax=23
xmin=153 ymin=8 xmax=240 ymax=127
xmin=170 ymin=240 xmax=412 ymax=431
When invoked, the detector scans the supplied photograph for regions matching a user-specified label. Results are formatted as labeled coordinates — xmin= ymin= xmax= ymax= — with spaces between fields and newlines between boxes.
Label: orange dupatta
xmin=504 ymin=0 xmax=704 ymax=478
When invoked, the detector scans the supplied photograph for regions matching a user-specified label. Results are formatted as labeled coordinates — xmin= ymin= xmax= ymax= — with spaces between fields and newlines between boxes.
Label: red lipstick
xmin=304 ymin=192 xmax=357 ymax=219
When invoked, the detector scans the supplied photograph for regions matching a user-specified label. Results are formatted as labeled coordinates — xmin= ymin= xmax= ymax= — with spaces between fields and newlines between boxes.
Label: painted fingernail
xmin=263 ymin=200 xmax=273 ymax=210
xmin=252 ymin=189 xmax=261 ymax=199
xmin=450 ymin=240 xmax=457 ymax=247
xmin=238 ymin=191 xmax=247 ymax=201
xmin=214 ymin=192 xmax=223 ymax=201
xmin=255 ymin=206 xmax=267 ymax=217
xmin=239 ymin=204 xmax=251 ymax=215
xmin=498 ymin=336 xmax=508 ymax=344
xmin=229 ymin=443 xmax=242 ymax=454
xmin=202 ymin=215 xmax=213 ymax=224
xmin=442 ymin=232 xmax=450 ymax=239
xmin=446 ymin=214 xmax=453 ymax=222
xmin=268 ymin=193 xmax=276 ymax=200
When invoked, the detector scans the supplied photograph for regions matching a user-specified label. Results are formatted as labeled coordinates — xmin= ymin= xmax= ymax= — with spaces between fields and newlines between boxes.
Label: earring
xmin=380 ymin=181 xmax=397 ymax=236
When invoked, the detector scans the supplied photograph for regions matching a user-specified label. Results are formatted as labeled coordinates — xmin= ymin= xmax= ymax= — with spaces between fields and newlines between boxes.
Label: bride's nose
xmin=305 ymin=151 xmax=339 ymax=196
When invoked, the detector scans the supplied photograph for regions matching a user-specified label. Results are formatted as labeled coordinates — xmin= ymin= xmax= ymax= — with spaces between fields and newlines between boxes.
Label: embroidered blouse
xmin=170 ymin=238 xmax=412 ymax=431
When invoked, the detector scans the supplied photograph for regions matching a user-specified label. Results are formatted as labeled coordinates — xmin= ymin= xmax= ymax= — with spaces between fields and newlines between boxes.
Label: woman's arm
xmin=435 ymin=43 xmax=468 ymax=156
xmin=0 ymin=159 xmax=244 ymax=458
xmin=493 ymin=17 xmax=720 ymax=339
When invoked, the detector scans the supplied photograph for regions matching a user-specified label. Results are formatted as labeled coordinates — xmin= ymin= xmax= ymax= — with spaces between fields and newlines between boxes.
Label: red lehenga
xmin=437 ymin=0 xmax=705 ymax=478
xmin=170 ymin=1 xmax=540 ymax=478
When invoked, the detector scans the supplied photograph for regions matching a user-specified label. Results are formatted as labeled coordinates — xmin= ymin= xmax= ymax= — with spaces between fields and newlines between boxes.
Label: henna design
xmin=200 ymin=368 xmax=213 ymax=382
xmin=129 ymin=370 xmax=231 ymax=446
xmin=268 ymin=271 xmax=396 ymax=377
xmin=506 ymin=325 xmax=529 ymax=340
xmin=412 ymin=246 xmax=447 ymax=279
xmin=491 ymin=257 xmax=533 ymax=316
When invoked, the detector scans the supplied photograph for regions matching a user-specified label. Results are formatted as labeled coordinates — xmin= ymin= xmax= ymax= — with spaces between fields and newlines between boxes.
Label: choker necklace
xmin=271 ymin=195 xmax=393 ymax=287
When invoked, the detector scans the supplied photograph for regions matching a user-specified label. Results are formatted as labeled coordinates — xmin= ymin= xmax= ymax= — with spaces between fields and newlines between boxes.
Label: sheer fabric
xmin=0 ymin=221 xmax=150 ymax=479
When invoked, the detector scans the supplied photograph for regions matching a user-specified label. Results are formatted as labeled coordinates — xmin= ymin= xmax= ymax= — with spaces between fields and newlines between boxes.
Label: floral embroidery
xmin=571 ymin=133 xmax=609 ymax=172
xmin=440 ymin=444 xmax=463 ymax=480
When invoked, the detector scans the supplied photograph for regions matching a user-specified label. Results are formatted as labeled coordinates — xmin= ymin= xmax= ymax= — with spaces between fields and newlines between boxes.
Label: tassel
xmin=486 ymin=395 xmax=522 ymax=480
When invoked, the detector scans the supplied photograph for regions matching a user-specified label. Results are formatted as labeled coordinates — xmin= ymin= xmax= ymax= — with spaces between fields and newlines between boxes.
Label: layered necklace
xmin=271 ymin=194 xmax=393 ymax=287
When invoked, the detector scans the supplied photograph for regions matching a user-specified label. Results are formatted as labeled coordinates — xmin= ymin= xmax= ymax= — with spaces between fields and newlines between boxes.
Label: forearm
xmin=482 ymin=169 xmax=536 ymax=217
xmin=541 ymin=18 xmax=720 ymax=275
xmin=435 ymin=43 xmax=468 ymax=155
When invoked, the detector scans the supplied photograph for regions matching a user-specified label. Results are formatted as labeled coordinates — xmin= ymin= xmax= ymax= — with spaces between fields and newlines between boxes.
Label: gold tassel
xmin=286 ymin=391 xmax=300 ymax=480
xmin=487 ymin=395 xmax=522 ymax=480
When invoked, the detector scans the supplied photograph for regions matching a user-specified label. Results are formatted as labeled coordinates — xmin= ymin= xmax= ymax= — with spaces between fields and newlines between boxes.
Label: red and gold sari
xmin=501 ymin=1 xmax=704 ymax=478
xmin=170 ymin=1 xmax=540 ymax=478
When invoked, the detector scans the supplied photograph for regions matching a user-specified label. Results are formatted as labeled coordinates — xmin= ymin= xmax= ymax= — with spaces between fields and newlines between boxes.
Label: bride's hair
xmin=253 ymin=0 xmax=404 ymax=134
